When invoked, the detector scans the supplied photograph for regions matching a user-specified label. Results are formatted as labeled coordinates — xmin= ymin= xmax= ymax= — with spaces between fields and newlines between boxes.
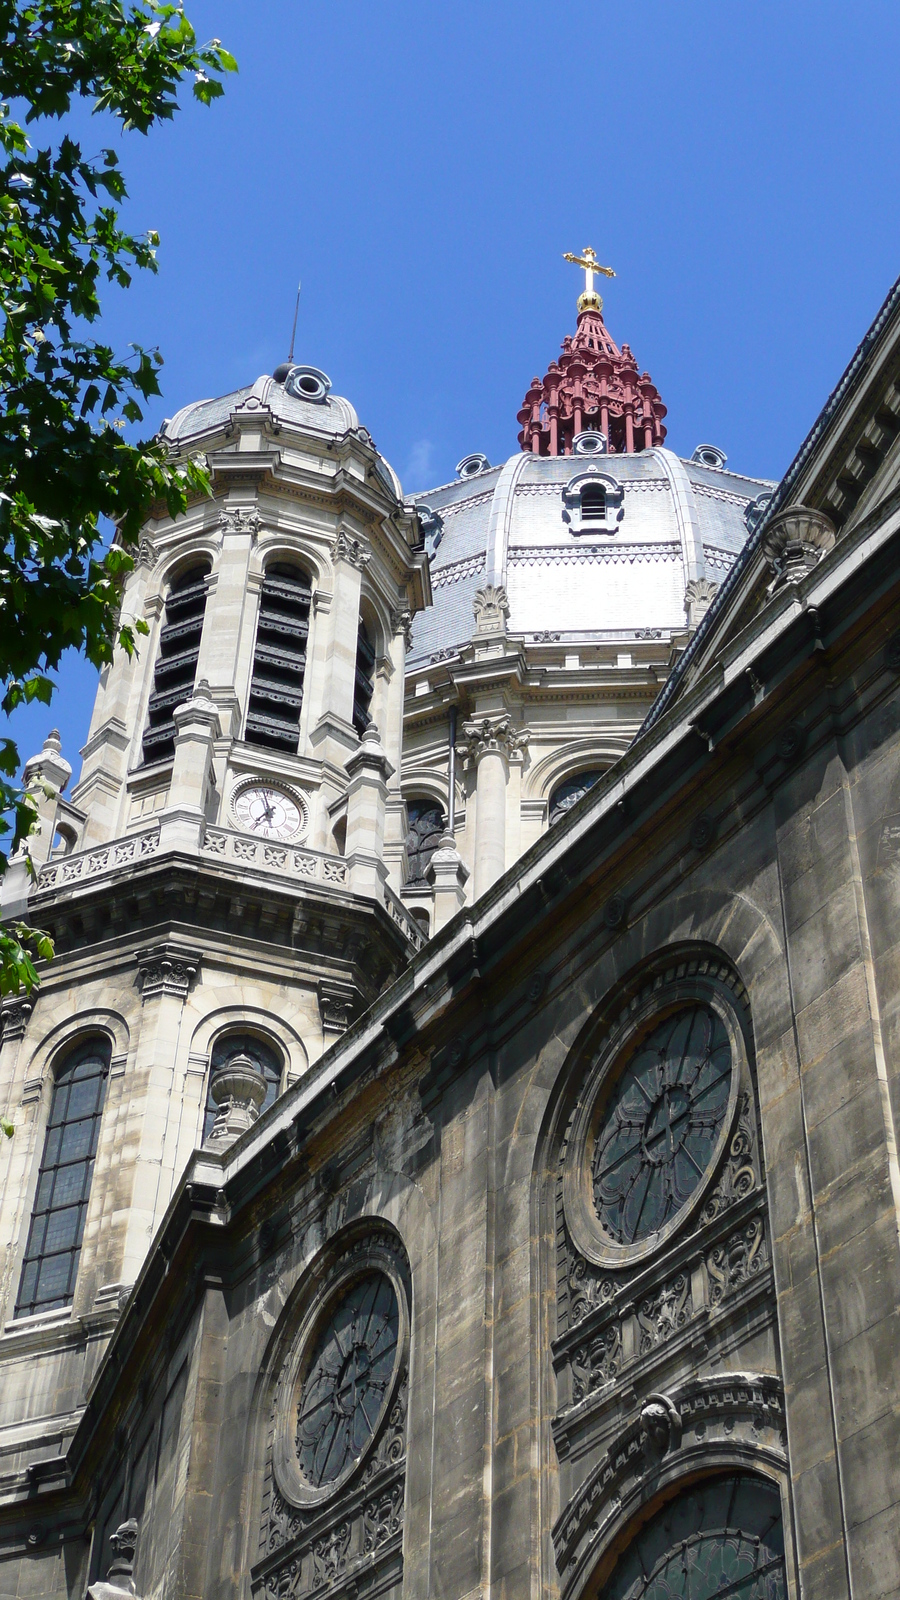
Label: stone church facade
xmin=1 ymin=268 xmax=900 ymax=1600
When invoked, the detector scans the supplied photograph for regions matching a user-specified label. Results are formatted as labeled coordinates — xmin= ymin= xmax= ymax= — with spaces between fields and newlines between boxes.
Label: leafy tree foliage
xmin=0 ymin=2 xmax=235 ymax=997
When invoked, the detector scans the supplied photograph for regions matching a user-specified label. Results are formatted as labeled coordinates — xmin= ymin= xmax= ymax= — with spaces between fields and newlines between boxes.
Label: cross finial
xmin=563 ymin=246 xmax=615 ymax=311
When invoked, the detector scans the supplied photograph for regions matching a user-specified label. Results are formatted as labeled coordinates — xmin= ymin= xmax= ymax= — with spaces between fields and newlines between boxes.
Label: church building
xmin=1 ymin=257 xmax=899 ymax=1600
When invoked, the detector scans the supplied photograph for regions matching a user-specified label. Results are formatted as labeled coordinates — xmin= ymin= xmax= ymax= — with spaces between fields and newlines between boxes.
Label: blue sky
xmin=9 ymin=0 xmax=900 ymax=778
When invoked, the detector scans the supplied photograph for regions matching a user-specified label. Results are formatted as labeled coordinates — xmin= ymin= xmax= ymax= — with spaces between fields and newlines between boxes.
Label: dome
xmin=409 ymin=446 xmax=774 ymax=664
xmin=162 ymin=370 xmax=360 ymax=448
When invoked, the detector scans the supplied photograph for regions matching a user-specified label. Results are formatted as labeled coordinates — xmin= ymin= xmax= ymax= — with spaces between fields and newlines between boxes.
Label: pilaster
xmin=309 ymin=531 xmax=369 ymax=765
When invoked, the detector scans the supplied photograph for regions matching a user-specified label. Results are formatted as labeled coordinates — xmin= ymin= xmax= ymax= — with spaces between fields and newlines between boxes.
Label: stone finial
xmin=22 ymin=729 xmax=72 ymax=796
xmin=204 ymin=1052 xmax=268 ymax=1148
xmin=87 ymin=1518 xmax=139 ymax=1599
xmin=761 ymin=505 xmax=836 ymax=591
xmin=684 ymin=576 xmax=719 ymax=628
xmin=472 ymin=585 xmax=510 ymax=637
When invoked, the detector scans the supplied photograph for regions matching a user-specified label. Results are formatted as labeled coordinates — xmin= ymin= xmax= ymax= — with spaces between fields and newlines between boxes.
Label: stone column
xmin=344 ymin=721 xmax=394 ymax=898
xmin=109 ymin=945 xmax=201 ymax=1295
xmin=463 ymin=716 xmax=528 ymax=900
xmin=74 ymin=538 xmax=159 ymax=846
xmin=426 ymin=831 xmax=470 ymax=931
xmin=309 ymin=530 xmax=369 ymax=765
xmin=156 ymin=680 xmax=221 ymax=852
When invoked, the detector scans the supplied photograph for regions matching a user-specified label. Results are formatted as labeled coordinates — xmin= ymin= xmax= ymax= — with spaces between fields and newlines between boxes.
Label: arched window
xmin=142 ymin=562 xmax=211 ymax=764
xmin=549 ymin=768 xmax=604 ymax=826
xmin=16 ymin=1036 xmax=111 ymax=1317
xmin=598 ymin=1474 xmax=785 ymax=1600
xmin=246 ymin=563 xmax=312 ymax=753
xmin=580 ymin=481 xmax=607 ymax=523
xmin=405 ymin=798 xmax=444 ymax=884
xmin=352 ymin=616 xmax=376 ymax=736
xmin=202 ymin=1032 xmax=282 ymax=1141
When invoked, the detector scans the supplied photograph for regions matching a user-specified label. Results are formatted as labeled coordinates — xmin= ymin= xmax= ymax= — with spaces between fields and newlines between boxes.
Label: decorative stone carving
xmin=1 ymin=998 xmax=33 ymax=1042
xmin=330 ymin=530 xmax=370 ymax=570
xmin=700 ymin=1092 xmax=757 ymax=1222
xmin=135 ymin=538 xmax=157 ymax=569
xmin=204 ymin=1052 xmax=268 ymax=1148
xmin=219 ymin=506 xmax=261 ymax=539
xmin=362 ymin=1482 xmax=404 ymax=1553
xmin=707 ymin=1215 xmax=767 ymax=1305
xmin=472 ymin=584 xmax=510 ymax=636
xmin=136 ymin=944 xmax=200 ymax=1001
xmin=311 ymin=1523 xmax=351 ymax=1589
xmin=566 ymin=1253 xmax=615 ymax=1329
xmin=317 ymin=980 xmax=357 ymax=1035
xmin=761 ymin=504 xmax=836 ymax=590
xmin=460 ymin=714 xmax=529 ymax=764
xmin=390 ymin=607 xmax=413 ymax=650
xmin=683 ymin=576 xmax=719 ymax=627
xmin=570 ymin=1322 xmax=621 ymax=1404
xmin=639 ymin=1392 xmax=682 ymax=1458
xmin=552 ymin=1373 xmax=786 ymax=1587
xmin=87 ymin=1518 xmax=140 ymax=1600
xmin=637 ymin=1272 xmax=692 ymax=1355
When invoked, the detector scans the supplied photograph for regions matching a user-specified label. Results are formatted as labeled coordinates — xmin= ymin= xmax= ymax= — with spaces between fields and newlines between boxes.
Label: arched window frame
xmin=562 ymin=470 xmax=624 ymax=537
xmin=141 ymin=558 xmax=213 ymax=766
xmin=245 ymin=559 xmax=314 ymax=754
xmin=15 ymin=1032 xmax=113 ymax=1318
xmin=202 ymin=1029 xmax=285 ymax=1142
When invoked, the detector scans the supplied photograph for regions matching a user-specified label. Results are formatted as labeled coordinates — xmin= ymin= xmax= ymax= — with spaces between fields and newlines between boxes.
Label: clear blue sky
xmin=9 ymin=0 xmax=900 ymax=778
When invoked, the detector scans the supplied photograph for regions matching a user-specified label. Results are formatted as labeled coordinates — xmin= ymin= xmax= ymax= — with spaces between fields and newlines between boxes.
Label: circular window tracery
xmin=598 ymin=1474 xmax=785 ymax=1600
xmin=592 ymin=1006 xmax=732 ymax=1246
xmin=295 ymin=1272 xmax=399 ymax=1488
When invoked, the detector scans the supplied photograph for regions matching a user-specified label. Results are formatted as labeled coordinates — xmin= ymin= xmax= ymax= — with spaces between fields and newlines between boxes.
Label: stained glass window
xmin=296 ymin=1272 xmax=399 ymax=1488
xmin=549 ymin=770 xmax=604 ymax=826
xmin=599 ymin=1474 xmax=785 ymax=1600
xmin=405 ymin=799 xmax=444 ymax=884
xmin=592 ymin=1005 xmax=732 ymax=1245
xmin=16 ymin=1036 xmax=111 ymax=1317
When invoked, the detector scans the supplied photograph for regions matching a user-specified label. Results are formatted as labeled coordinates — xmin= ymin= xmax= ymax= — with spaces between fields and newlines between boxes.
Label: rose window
xmin=592 ymin=1005 xmax=732 ymax=1245
xmin=295 ymin=1272 xmax=399 ymax=1488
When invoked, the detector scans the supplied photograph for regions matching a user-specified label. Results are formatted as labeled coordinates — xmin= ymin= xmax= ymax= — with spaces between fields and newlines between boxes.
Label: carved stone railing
xmin=200 ymin=826 xmax=351 ymax=887
xmin=34 ymin=823 xmax=425 ymax=952
xmin=36 ymin=826 xmax=160 ymax=890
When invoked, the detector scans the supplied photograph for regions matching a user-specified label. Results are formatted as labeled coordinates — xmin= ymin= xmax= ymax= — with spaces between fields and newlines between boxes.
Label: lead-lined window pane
xmin=15 ymin=1038 xmax=111 ymax=1318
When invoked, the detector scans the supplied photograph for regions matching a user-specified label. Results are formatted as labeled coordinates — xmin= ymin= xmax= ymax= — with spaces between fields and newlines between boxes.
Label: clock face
xmin=295 ymin=1273 xmax=400 ymax=1488
xmin=233 ymin=783 xmax=303 ymax=841
xmin=592 ymin=1005 xmax=732 ymax=1246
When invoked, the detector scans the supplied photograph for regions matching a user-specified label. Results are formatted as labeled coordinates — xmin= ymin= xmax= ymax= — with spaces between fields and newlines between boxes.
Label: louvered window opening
xmin=581 ymin=483 xmax=607 ymax=522
xmin=246 ymin=564 xmax=311 ymax=753
xmin=142 ymin=564 xmax=210 ymax=764
xmin=352 ymin=617 xmax=376 ymax=736
xmin=16 ymin=1037 xmax=111 ymax=1317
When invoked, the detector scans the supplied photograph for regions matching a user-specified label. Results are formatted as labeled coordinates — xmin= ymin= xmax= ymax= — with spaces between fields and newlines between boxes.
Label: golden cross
xmin=563 ymin=246 xmax=616 ymax=300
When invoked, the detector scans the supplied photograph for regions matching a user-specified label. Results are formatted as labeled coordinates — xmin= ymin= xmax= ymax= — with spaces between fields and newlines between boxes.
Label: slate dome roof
xmin=409 ymin=447 xmax=774 ymax=665
xmin=162 ymin=369 xmax=360 ymax=450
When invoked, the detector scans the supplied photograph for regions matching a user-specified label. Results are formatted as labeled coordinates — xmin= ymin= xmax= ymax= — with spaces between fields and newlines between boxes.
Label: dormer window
xmin=580 ymin=482 xmax=607 ymax=523
xmin=562 ymin=471 xmax=624 ymax=537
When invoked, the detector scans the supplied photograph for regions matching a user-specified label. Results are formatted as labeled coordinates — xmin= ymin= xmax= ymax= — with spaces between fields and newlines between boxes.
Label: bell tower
xmin=0 ymin=364 xmax=429 ymax=1456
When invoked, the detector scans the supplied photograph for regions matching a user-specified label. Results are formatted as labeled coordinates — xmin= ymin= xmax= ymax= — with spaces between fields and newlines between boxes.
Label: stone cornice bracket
xmin=219 ymin=505 xmax=260 ymax=542
xmin=135 ymin=538 xmax=157 ymax=570
xmin=683 ymin=575 xmax=719 ymax=628
xmin=318 ymin=978 xmax=358 ymax=1036
xmin=1 ymin=996 xmax=34 ymax=1043
xmin=331 ymin=529 xmax=371 ymax=570
xmin=461 ymin=714 xmax=530 ymax=765
xmin=761 ymin=503 xmax=836 ymax=592
xmin=136 ymin=945 xmax=201 ymax=1002
xmin=473 ymin=584 xmax=510 ymax=637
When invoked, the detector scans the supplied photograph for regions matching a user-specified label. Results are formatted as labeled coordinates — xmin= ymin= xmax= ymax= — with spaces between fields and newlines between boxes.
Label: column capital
xmin=461 ymin=714 xmax=529 ymax=765
xmin=136 ymin=944 xmax=201 ymax=1002
xmin=331 ymin=530 xmax=371 ymax=570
